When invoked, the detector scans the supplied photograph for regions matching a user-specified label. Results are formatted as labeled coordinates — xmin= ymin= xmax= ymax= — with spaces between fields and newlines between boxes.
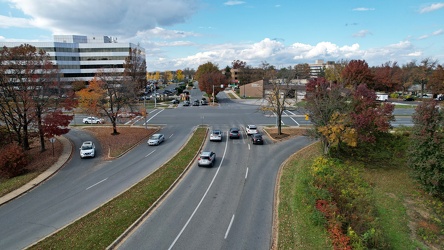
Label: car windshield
xmin=201 ymin=156 xmax=210 ymax=160
xmin=150 ymin=135 xmax=160 ymax=140
xmin=81 ymin=145 xmax=92 ymax=150
xmin=213 ymin=131 xmax=221 ymax=135
xmin=249 ymin=126 xmax=257 ymax=129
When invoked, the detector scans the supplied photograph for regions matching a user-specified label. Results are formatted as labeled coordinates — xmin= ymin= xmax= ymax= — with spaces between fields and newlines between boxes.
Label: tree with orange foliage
xmin=76 ymin=77 xmax=106 ymax=115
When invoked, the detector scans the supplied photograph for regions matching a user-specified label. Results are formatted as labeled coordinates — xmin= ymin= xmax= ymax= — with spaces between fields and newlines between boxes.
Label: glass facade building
xmin=0 ymin=35 xmax=146 ymax=83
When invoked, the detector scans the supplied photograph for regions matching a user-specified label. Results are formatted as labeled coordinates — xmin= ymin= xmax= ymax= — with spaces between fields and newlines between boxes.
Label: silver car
xmin=198 ymin=151 xmax=216 ymax=167
xmin=80 ymin=141 xmax=95 ymax=158
xmin=148 ymin=134 xmax=165 ymax=146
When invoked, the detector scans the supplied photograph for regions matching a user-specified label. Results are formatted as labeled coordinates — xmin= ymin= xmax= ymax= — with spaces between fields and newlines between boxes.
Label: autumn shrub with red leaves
xmin=310 ymin=156 xmax=390 ymax=249
xmin=0 ymin=143 xmax=28 ymax=178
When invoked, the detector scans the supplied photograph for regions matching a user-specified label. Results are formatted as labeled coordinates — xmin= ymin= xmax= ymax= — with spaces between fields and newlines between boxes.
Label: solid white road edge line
xmin=168 ymin=132 xmax=229 ymax=250
xmin=86 ymin=178 xmax=108 ymax=190
xmin=245 ymin=167 xmax=249 ymax=179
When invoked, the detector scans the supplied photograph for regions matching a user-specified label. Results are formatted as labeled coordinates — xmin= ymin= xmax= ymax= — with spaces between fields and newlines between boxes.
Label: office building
xmin=0 ymin=35 xmax=146 ymax=84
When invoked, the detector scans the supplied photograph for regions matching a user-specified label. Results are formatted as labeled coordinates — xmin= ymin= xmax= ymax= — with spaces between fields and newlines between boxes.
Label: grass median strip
xmin=29 ymin=127 xmax=207 ymax=250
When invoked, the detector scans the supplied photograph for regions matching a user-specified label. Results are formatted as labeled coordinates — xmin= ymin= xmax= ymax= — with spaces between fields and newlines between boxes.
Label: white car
xmin=148 ymin=133 xmax=165 ymax=146
xmin=80 ymin=141 xmax=95 ymax=158
xmin=83 ymin=116 xmax=104 ymax=124
xmin=246 ymin=125 xmax=258 ymax=135
xmin=210 ymin=130 xmax=222 ymax=141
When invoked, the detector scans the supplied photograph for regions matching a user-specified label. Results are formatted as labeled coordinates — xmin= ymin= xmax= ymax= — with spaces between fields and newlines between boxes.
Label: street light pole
xmin=212 ymin=85 xmax=215 ymax=105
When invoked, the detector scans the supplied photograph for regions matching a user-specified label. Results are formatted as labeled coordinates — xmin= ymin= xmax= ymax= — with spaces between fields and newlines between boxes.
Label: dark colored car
xmin=404 ymin=97 xmax=415 ymax=101
xmin=171 ymin=99 xmax=180 ymax=104
xmin=229 ymin=128 xmax=240 ymax=139
xmin=252 ymin=133 xmax=264 ymax=145
xmin=193 ymin=100 xmax=200 ymax=106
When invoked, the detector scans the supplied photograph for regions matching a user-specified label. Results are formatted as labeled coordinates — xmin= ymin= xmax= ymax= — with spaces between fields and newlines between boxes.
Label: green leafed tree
xmin=409 ymin=100 xmax=444 ymax=197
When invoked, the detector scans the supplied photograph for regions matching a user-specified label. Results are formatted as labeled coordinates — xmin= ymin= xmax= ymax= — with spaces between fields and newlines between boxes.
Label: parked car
xmin=117 ymin=112 xmax=136 ymax=118
xmin=171 ymin=99 xmax=180 ymax=104
xmin=246 ymin=125 xmax=258 ymax=135
xmin=229 ymin=128 xmax=241 ymax=139
xmin=183 ymin=100 xmax=190 ymax=106
xmin=210 ymin=130 xmax=222 ymax=141
xmin=198 ymin=151 xmax=216 ymax=167
xmin=192 ymin=99 xmax=200 ymax=106
xmin=147 ymin=134 xmax=165 ymax=146
xmin=200 ymin=99 xmax=208 ymax=105
xmin=83 ymin=116 xmax=104 ymax=124
xmin=251 ymin=133 xmax=264 ymax=145
xmin=404 ymin=97 xmax=415 ymax=101
xmin=79 ymin=141 xmax=95 ymax=158
xmin=139 ymin=96 xmax=150 ymax=100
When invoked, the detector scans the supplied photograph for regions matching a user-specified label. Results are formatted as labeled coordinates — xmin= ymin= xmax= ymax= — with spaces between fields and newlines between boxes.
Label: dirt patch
xmin=264 ymin=127 xmax=308 ymax=141
xmin=82 ymin=126 xmax=158 ymax=159
xmin=25 ymin=139 xmax=64 ymax=173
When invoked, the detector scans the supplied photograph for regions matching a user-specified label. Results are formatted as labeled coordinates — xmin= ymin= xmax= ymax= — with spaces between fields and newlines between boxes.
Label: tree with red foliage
xmin=372 ymin=61 xmax=403 ymax=92
xmin=198 ymin=71 xmax=227 ymax=101
xmin=0 ymin=44 xmax=74 ymax=151
xmin=342 ymin=60 xmax=374 ymax=89
xmin=42 ymin=110 xmax=73 ymax=138
xmin=231 ymin=59 xmax=246 ymax=69
xmin=349 ymin=84 xmax=395 ymax=143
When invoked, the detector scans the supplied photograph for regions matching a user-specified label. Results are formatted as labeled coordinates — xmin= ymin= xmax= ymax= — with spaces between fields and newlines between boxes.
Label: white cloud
xmin=419 ymin=3 xmax=444 ymax=13
xmin=0 ymin=15 xmax=33 ymax=28
xmin=353 ymin=30 xmax=372 ymax=38
xmin=5 ymin=0 xmax=200 ymax=37
xmin=136 ymin=27 xmax=199 ymax=40
xmin=417 ymin=29 xmax=444 ymax=40
xmin=224 ymin=1 xmax=246 ymax=6
xmin=352 ymin=7 xmax=375 ymax=11
xmin=146 ymin=38 xmax=424 ymax=71
xmin=432 ymin=29 xmax=444 ymax=36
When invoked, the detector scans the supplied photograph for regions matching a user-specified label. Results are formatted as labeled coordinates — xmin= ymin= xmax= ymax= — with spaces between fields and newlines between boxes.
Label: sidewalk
xmin=0 ymin=136 xmax=72 ymax=206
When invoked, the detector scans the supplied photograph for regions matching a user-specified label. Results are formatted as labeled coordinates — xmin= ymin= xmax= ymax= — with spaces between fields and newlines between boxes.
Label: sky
xmin=0 ymin=0 xmax=443 ymax=72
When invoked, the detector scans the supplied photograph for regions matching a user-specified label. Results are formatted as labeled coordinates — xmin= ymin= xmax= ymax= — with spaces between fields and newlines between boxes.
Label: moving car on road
xmin=147 ymin=134 xmax=165 ymax=146
xmin=229 ymin=128 xmax=240 ymax=139
xmin=198 ymin=151 xmax=216 ymax=167
xmin=246 ymin=125 xmax=258 ymax=135
xmin=80 ymin=141 xmax=95 ymax=158
xmin=210 ymin=130 xmax=222 ymax=141
xmin=83 ymin=116 xmax=104 ymax=124
xmin=251 ymin=133 xmax=264 ymax=145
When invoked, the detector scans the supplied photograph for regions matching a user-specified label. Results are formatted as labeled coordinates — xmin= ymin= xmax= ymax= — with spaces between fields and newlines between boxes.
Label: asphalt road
xmin=0 ymin=89 xmax=415 ymax=249
xmin=117 ymin=132 xmax=311 ymax=250
xmin=0 ymin=125 xmax=194 ymax=250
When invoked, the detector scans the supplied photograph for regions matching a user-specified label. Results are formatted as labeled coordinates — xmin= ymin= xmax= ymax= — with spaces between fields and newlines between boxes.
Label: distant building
xmin=309 ymin=59 xmax=335 ymax=78
xmin=0 ymin=35 xmax=146 ymax=84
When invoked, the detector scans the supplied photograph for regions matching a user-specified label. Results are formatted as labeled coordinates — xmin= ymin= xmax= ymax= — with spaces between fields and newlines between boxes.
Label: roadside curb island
xmin=0 ymin=135 xmax=73 ymax=206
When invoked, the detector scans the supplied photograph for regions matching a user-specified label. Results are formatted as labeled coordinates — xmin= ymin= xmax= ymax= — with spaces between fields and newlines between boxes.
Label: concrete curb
xmin=0 ymin=136 xmax=73 ymax=206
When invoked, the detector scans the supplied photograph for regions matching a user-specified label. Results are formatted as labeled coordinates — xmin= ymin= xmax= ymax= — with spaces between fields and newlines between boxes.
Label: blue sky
xmin=1 ymin=0 xmax=443 ymax=71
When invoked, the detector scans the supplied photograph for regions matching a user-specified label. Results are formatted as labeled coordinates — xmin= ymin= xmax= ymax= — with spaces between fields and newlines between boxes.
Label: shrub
xmin=309 ymin=156 xmax=390 ymax=249
xmin=0 ymin=143 xmax=28 ymax=178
